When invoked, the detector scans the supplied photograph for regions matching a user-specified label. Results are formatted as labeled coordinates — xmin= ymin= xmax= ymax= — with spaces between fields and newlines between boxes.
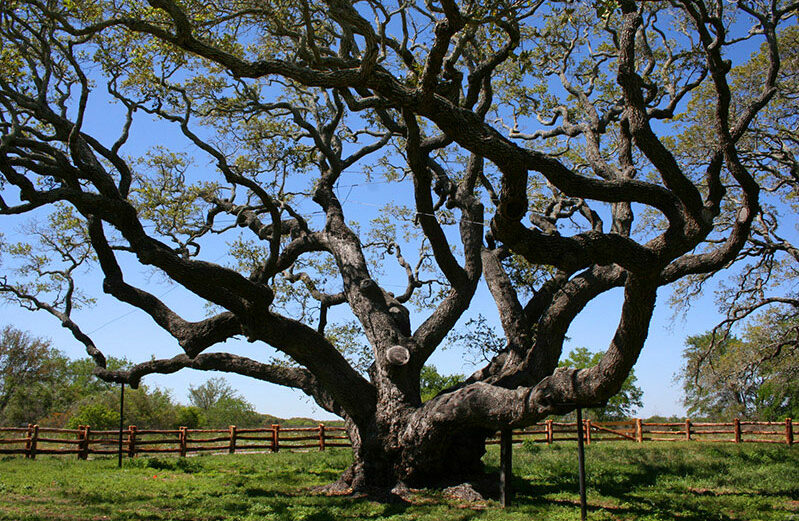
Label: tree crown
xmin=0 ymin=0 xmax=795 ymax=435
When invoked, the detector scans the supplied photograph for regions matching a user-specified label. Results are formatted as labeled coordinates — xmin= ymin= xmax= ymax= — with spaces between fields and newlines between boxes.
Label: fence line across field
xmin=484 ymin=418 xmax=796 ymax=446
xmin=4 ymin=423 xmax=351 ymax=460
xmin=1 ymin=418 xmax=794 ymax=460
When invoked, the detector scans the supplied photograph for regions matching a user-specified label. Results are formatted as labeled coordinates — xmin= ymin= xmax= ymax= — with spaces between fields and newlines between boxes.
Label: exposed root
xmin=441 ymin=472 xmax=502 ymax=503
xmin=443 ymin=483 xmax=486 ymax=502
xmin=309 ymin=479 xmax=352 ymax=496
xmin=310 ymin=466 xmax=409 ymax=503
xmin=310 ymin=463 xmax=355 ymax=496
xmin=312 ymin=460 xmax=500 ymax=506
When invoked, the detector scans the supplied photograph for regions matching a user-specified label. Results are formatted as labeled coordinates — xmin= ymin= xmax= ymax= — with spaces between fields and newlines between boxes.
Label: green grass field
xmin=1 ymin=442 xmax=797 ymax=520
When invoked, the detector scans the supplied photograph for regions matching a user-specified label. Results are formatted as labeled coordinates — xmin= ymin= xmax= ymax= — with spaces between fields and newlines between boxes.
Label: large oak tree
xmin=1 ymin=0 xmax=795 ymax=495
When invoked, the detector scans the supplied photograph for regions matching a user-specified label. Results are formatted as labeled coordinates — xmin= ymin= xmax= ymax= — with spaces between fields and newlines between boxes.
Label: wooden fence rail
xmin=0 ymin=422 xmax=350 ymax=459
xmin=484 ymin=417 xmax=796 ymax=446
xmin=0 ymin=418 xmax=794 ymax=460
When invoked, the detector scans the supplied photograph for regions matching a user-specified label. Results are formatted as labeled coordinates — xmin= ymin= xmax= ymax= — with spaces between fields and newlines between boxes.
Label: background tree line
xmin=0 ymin=325 xmax=266 ymax=429
xmin=682 ymin=313 xmax=799 ymax=422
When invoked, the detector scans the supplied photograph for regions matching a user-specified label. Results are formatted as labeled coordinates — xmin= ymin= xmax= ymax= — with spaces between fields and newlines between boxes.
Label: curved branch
xmin=0 ymin=279 xmax=107 ymax=368
xmin=411 ymin=272 xmax=657 ymax=434
xmin=96 ymin=352 xmax=345 ymax=416
xmin=87 ymin=217 xmax=243 ymax=356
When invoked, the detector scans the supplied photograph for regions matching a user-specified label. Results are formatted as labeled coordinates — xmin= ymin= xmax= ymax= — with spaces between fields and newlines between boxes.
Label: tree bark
xmin=326 ymin=413 xmax=494 ymax=496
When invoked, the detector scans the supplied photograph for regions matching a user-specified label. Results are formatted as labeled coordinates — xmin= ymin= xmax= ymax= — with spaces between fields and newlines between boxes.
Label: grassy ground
xmin=0 ymin=442 xmax=796 ymax=520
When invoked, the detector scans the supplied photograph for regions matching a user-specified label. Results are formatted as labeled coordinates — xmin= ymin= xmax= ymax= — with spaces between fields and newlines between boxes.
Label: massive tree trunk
xmin=323 ymin=271 xmax=660 ymax=495
xmin=329 ymin=412 xmax=492 ymax=494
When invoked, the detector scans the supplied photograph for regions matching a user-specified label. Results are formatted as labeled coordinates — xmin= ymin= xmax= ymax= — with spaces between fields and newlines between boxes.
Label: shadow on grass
xmin=244 ymin=486 xmax=289 ymax=498
xmin=249 ymin=496 xmax=420 ymax=521
xmin=508 ymin=462 xmax=742 ymax=521
xmin=253 ymin=502 xmax=486 ymax=521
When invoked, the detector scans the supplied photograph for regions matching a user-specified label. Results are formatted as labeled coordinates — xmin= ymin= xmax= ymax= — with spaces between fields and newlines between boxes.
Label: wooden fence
xmin=0 ymin=423 xmax=350 ymax=460
xmin=1 ymin=418 xmax=794 ymax=460
xmin=485 ymin=418 xmax=796 ymax=446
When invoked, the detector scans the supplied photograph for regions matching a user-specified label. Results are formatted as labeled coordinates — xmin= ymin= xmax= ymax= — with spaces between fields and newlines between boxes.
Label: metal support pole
xmin=576 ymin=407 xmax=587 ymax=521
xmin=500 ymin=428 xmax=512 ymax=507
xmin=118 ymin=382 xmax=125 ymax=468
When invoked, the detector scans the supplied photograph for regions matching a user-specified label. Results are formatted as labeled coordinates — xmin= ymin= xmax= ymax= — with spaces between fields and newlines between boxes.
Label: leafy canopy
xmin=682 ymin=311 xmax=799 ymax=421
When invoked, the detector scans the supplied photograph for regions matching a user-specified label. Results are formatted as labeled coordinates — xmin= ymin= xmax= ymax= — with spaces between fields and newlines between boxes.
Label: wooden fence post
xmin=179 ymin=427 xmax=187 ymax=457
xmin=75 ymin=425 xmax=83 ymax=460
xmin=786 ymin=418 xmax=793 ymax=446
xmin=24 ymin=424 xmax=32 ymax=459
xmin=127 ymin=426 xmax=137 ymax=457
xmin=28 ymin=424 xmax=39 ymax=460
xmin=318 ymin=423 xmax=326 ymax=451
xmin=585 ymin=419 xmax=592 ymax=445
xmin=271 ymin=424 xmax=280 ymax=453
xmin=229 ymin=425 xmax=237 ymax=454
xmin=85 ymin=425 xmax=92 ymax=459
xmin=636 ymin=419 xmax=644 ymax=443
xmin=79 ymin=426 xmax=91 ymax=460
xmin=734 ymin=418 xmax=741 ymax=443
xmin=685 ymin=419 xmax=692 ymax=441
xmin=575 ymin=409 xmax=588 ymax=521
xmin=76 ymin=426 xmax=84 ymax=460
xmin=546 ymin=419 xmax=553 ymax=445
xmin=499 ymin=429 xmax=512 ymax=507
